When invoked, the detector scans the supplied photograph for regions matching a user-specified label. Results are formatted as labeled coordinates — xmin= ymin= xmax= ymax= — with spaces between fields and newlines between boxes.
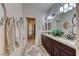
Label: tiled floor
xmin=27 ymin=39 xmax=35 ymax=48
xmin=21 ymin=38 xmax=50 ymax=56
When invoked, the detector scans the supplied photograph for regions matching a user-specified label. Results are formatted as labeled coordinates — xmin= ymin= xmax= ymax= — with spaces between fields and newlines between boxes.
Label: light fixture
xmin=69 ymin=3 xmax=75 ymax=7
xmin=68 ymin=6 xmax=73 ymax=11
xmin=50 ymin=17 xmax=54 ymax=19
xmin=73 ymin=4 xmax=76 ymax=8
xmin=63 ymin=4 xmax=69 ymax=13
xmin=64 ymin=10 xmax=68 ymax=13
xmin=64 ymin=4 xmax=69 ymax=10
xmin=59 ymin=3 xmax=75 ymax=13
xmin=59 ymin=7 xmax=63 ymax=13
xmin=47 ymin=15 xmax=54 ymax=20
xmin=69 ymin=3 xmax=76 ymax=8
xmin=47 ymin=16 xmax=52 ymax=19
xmin=68 ymin=3 xmax=76 ymax=11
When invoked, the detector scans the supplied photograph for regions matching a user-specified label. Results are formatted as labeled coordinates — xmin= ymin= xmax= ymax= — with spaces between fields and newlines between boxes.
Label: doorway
xmin=26 ymin=17 xmax=36 ymax=46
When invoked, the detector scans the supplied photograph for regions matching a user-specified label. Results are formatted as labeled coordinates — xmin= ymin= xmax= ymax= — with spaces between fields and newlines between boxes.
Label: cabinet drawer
xmin=52 ymin=39 xmax=76 ymax=56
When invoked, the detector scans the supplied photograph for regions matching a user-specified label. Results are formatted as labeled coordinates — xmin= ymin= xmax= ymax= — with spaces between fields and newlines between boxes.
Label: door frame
xmin=26 ymin=17 xmax=36 ymax=42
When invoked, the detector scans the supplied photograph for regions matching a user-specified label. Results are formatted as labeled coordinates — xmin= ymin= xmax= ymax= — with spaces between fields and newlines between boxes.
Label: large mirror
xmin=51 ymin=3 xmax=76 ymax=40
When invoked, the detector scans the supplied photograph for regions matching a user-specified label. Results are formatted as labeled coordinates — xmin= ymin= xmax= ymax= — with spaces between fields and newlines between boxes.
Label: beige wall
xmin=76 ymin=3 xmax=79 ymax=56
xmin=5 ymin=3 xmax=23 ymax=17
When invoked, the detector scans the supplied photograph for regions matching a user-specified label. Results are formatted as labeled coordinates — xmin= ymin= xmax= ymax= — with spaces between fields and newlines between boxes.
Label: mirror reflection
xmin=43 ymin=3 xmax=76 ymax=40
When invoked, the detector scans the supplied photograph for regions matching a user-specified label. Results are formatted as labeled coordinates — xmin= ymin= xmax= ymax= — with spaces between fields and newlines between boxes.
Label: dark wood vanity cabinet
xmin=41 ymin=34 xmax=76 ymax=56
xmin=42 ymin=35 xmax=52 ymax=55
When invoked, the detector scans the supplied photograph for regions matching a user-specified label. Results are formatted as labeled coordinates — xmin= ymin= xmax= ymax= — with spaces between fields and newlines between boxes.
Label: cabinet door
xmin=41 ymin=34 xmax=76 ymax=56
xmin=52 ymin=38 xmax=76 ymax=56
xmin=46 ymin=42 xmax=51 ymax=55
xmin=51 ymin=46 xmax=54 ymax=56
xmin=60 ymin=51 xmax=69 ymax=56
xmin=53 ymin=46 xmax=60 ymax=56
xmin=60 ymin=48 xmax=76 ymax=56
xmin=42 ymin=35 xmax=45 ymax=46
xmin=45 ymin=37 xmax=52 ymax=55
xmin=42 ymin=35 xmax=44 ymax=46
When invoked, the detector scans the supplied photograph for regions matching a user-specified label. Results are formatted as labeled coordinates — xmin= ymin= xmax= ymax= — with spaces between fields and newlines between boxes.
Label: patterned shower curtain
xmin=4 ymin=17 xmax=16 ymax=55
xmin=3 ymin=17 xmax=26 ymax=56
xmin=16 ymin=17 xmax=26 ymax=48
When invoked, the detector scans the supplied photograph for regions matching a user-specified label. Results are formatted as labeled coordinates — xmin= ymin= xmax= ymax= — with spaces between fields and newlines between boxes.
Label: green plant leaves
xmin=52 ymin=29 xmax=64 ymax=37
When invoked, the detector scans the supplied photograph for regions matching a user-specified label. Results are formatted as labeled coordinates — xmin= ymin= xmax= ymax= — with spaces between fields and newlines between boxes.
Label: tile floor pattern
xmin=20 ymin=39 xmax=50 ymax=56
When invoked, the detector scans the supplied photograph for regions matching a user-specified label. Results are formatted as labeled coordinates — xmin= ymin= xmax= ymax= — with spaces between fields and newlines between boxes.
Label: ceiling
xmin=23 ymin=3 xmax=54 ymax=12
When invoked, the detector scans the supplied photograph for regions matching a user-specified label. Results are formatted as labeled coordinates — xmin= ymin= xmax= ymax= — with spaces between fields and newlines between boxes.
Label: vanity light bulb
xmin=69 ymin=3 xmax=76 ymax=8
xmin=47 ymin=15 xmax=54 ymax=20
xmin=64 ymin=10 xmax=68 ymax=13
xmin=50 ymin=17 xmax=54 ymax=19
xmin=69 ymin=3 xmax=74 ymax=6
xmin=73 ymin=4 xmax=76 ymax=8
xmin=64 ymin=4 xmax=69 ymax=10
xmin=68 ymin=6 xmax=73 ymax=11
xmin=60 ymin=7 xmax=63 ymax=13
xmin=47 ymin=16 xmax=51 ymax=19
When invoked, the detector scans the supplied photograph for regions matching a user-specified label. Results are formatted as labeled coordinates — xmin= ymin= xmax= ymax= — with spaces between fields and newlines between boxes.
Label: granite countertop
xmin=42 ymin=33 xmax=76 ymax=49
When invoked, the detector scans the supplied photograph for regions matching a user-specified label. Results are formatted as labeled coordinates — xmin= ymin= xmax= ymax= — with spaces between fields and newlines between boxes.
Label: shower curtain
xmin=16 ymin=17 xmax=26 ymax=47
xmin=3 ymin=16 xmax=26 ymax=55
xmin=4 ymin=17 xmax=16 ymax=55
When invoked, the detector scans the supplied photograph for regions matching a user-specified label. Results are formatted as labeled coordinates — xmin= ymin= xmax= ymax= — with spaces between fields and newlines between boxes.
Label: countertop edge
xmin=42 ymin=33 xmax=76 ymax=49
